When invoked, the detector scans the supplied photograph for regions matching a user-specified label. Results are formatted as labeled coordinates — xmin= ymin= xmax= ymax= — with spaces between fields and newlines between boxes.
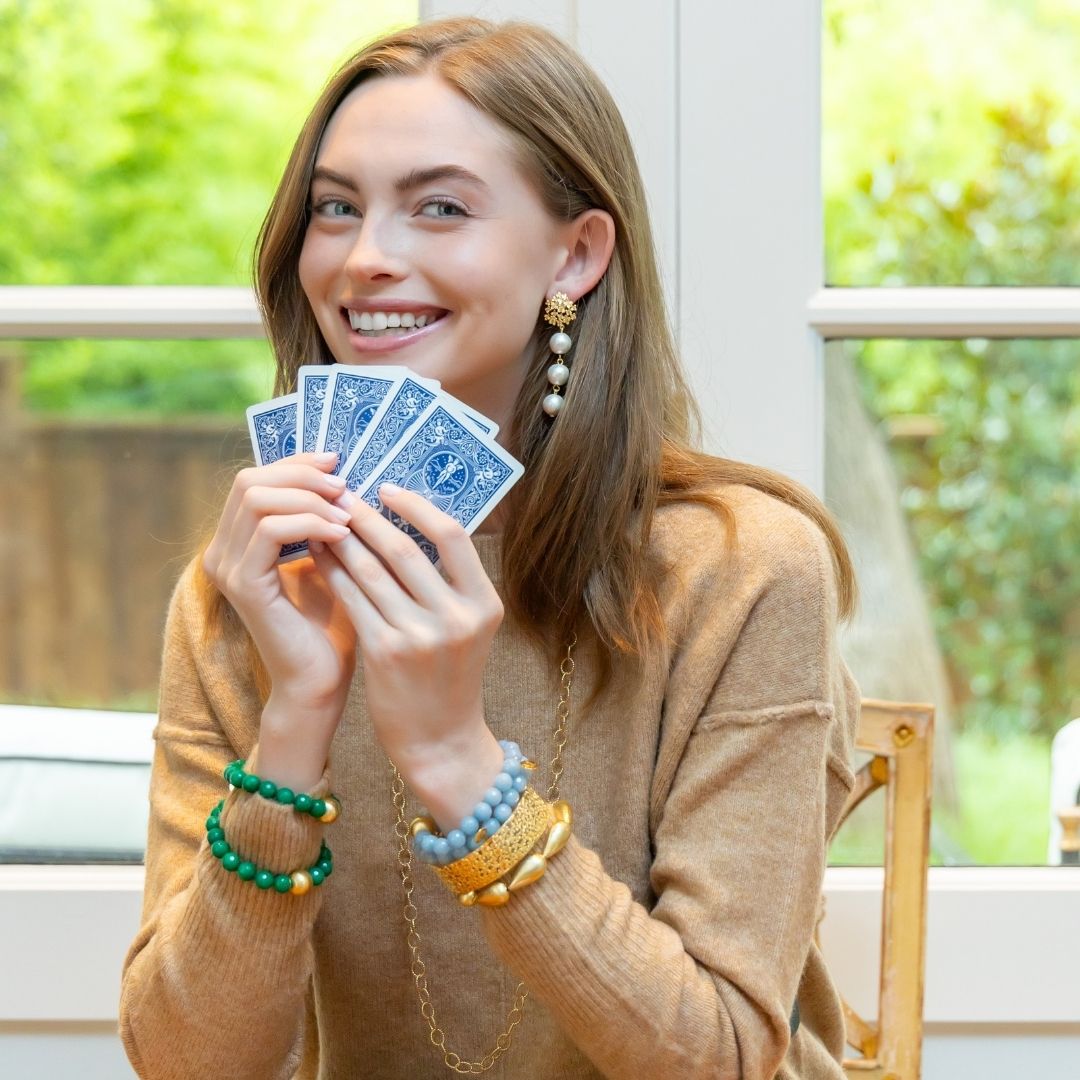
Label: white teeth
xmin=346 ymin=309 xmax=441 ymax=334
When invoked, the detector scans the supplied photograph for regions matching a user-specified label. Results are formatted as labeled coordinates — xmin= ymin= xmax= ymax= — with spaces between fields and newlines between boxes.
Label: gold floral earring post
xmin=541 ymin=291 xmax=577 ymax=417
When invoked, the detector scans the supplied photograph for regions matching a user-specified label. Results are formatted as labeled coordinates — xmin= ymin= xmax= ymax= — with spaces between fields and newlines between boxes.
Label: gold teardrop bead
xmin=542 ymin=821 xmax=572 ymax=859
xmin=409 ymin=815 xmax=437 ymax=838
xmin=507 ymin=854 xmax=547 ymax=892
xmin=290 ymin=871 xmax=312 ymax=895
xmin=552 ymin=800 xmax=573 ymax=827
xmin=319 ymin=799 xmax=339 ymax=824
xmin=520 ymin=758 xmax=538 ymax=771
xmin=475 ymin=882 xmax=510 ymax=907
xmin=457 ymin=890 xmax=478 ymax=907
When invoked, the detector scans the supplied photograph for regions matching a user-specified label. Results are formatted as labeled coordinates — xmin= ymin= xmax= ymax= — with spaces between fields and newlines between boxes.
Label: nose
xmin=343 ymin=215 xmax=407 ymax=284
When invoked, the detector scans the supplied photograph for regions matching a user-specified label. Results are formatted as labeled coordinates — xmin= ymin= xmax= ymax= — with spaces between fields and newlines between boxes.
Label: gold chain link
xmin=391 ymin=632 xmax=577 ymax=1073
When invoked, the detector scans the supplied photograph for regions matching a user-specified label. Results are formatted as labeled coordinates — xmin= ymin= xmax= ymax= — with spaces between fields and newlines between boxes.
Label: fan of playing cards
xmin=246 ymin=365 xmax=524 ymax=566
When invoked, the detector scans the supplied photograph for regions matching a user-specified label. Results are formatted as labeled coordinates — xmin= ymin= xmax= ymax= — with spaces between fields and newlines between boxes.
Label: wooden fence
xmin=0 ymin=359 xmax=250 ymax=708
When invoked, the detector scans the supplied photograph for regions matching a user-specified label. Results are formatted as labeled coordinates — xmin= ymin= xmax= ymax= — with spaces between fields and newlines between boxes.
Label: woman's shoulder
xmin=650 ymin=479 xmax=834 ymax=591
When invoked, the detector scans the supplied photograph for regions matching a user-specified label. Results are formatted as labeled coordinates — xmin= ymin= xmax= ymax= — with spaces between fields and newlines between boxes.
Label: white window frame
xmin=2 ymin=0 xmax=1077 ymax=1031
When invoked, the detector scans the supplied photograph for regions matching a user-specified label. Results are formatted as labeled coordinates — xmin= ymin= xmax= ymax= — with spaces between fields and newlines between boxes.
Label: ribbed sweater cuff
xmin=218 ymin=767 xmax=332 ymax=875
xmin=478 ymin=835 xmax=613 ymax=1021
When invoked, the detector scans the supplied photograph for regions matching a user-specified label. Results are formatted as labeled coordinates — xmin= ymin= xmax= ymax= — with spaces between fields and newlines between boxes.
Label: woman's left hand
xmin=309 ymin=483 xmax=505 ymax=819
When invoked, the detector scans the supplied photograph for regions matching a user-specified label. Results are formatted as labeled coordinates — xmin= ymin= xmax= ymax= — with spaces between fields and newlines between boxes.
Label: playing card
xmin=315 ymin=366 xmax=403 ymax=473
xmin=338 ymin=373 xmax=441 ymax=492
xmin=297 ymin=365 xmax=336 ymax=454
xmin=355 ymin=402 xmax=523 ymax=564
xmin=246 ymin=393 xmax=299 ymax=466
xmin=246 ymin=392 xmax=307 ymax=562
xmin=246 ymin=366 xmax=513 ymax=566
xmin=437 ymin=389 xmax=500 ymax=439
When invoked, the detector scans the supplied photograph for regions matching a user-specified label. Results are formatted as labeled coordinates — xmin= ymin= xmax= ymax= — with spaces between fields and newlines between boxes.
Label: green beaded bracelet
xmin=223 ymin=760 xmax=340 ymax=823
xmin=204 ymin=800 xmax=333 ymax=895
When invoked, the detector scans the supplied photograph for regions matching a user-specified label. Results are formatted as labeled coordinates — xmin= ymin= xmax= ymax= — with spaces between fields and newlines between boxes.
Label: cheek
xmin=297 ymin=238 xmax=317 ymax=300
xmin=298 ymin=228 xmax=334 ymax=288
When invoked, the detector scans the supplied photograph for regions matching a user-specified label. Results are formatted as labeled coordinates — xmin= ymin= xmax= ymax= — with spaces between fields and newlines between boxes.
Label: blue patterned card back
xmin=355 ymin=403 xmax=523 ymax=564
xmin=338 ymin=376 xmax=439 ymax=492
xmin=317 ymin=368 xmax=399 ymax=473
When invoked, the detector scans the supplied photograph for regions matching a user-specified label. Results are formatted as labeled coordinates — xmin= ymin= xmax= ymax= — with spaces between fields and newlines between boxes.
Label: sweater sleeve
xmin=119 ymin=567 xmax=331 ymax=1080
xmin=480 ymin=509 xmax=856 ymax=1080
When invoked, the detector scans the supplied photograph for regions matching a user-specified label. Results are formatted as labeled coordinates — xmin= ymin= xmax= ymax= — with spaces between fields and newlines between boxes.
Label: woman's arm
xmin=119 ymin=565 xmax=332 ymax=1080
xmin=480 ymin=509 xmax=858 ymax=1080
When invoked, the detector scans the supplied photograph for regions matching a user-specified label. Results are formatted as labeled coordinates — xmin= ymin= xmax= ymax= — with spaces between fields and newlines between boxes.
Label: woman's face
xmin=299 ymin=72 xmax=570 ymax=426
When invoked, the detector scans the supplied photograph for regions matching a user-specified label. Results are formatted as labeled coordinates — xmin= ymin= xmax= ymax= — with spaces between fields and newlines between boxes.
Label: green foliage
xmin=825 ymin=0 xmax=1080 ymax=738
xmin=19 ymin=338 xmax=276 ymax=417
xmin=0 ymin=0 xmax=416 ymax=286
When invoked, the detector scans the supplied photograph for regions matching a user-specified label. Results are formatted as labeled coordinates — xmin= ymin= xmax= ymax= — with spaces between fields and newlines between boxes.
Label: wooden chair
xmin=827 ymin=699 xmax=934 ymax=1080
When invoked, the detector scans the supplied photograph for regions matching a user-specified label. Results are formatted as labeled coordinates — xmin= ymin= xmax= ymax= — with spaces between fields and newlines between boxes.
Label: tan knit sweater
xmin=119 ymin=482 xmax=859 ymax=1080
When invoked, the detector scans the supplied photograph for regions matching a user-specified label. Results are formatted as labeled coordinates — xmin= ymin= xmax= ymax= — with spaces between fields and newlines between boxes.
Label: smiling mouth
xmin=341 ymin=308 xmax=449 ymax=337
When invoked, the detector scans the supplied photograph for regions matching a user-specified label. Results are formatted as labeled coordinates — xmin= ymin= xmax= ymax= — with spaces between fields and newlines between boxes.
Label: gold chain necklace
xmin=390 ymin=634 xmax=577 ymax=1074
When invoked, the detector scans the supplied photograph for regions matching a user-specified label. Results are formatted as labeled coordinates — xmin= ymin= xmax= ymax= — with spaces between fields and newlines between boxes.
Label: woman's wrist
xmin=404 ymin=727 xmax=505 ymax=833
xmin=255 ymin=694 xmax=339 ymax=792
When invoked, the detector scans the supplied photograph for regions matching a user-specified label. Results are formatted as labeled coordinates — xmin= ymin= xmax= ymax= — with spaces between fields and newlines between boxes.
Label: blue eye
xmin=312 ymin=198 xmax=356 ymax=218
xmin=420 ymin=198 xmax=468 ymax=219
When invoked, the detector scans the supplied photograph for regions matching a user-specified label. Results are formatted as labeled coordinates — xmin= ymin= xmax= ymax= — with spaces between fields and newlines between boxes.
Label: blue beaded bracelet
xmin=224 ymin=760 xmax=340 ymax=824
xmin=410 ymin=740 xmax=534 ymax=866
xmin=205 ymin=799 xmax=333 ymax=894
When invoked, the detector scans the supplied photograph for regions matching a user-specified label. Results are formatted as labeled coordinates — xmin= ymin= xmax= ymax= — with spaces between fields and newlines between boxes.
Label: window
xmin=823 ymin=0 xmax=1079 ymax=868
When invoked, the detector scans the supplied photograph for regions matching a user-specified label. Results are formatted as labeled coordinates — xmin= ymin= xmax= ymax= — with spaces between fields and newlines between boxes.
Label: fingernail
xmin=329 ymin=505 xmax=352 ymax=523
xmin=326 ymin=474 xmax=346 ymax=487
xmin=380 ymin=483 xmax=402 ymax=497
xmin=334 ymin=491 xmax=356 ymax=510
xmin=316 ymin=451 xmax=339 ymax=462
xmin=309 ymin=540 xmax=325 ymax=554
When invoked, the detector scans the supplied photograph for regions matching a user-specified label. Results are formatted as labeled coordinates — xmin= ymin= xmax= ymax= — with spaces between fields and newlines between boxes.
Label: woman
xmin=120 ymin=16 xmax=860 ymax=1080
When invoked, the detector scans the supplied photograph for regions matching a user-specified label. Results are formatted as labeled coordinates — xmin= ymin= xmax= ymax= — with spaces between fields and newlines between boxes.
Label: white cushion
xmin=0 ymin=706 xmax=156 ymax=863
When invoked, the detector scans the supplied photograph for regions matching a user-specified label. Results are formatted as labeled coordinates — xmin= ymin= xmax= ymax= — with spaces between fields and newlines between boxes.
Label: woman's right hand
xmin=202 ymin=452 xmax=359 ymax=732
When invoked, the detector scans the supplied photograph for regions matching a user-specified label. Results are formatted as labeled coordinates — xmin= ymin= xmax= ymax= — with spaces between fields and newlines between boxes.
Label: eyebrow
xmin=310 ymin=164 xmax=491 ymax=195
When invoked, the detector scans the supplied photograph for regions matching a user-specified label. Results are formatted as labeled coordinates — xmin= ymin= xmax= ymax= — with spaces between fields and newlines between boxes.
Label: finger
xmin=323 ymin=530 xmax=428 ymax=631
xmin=223 ymin=486 xmax=351 ymax=569
xmin=374 ymin=484 xmax=494 ymax=598
xmin=221 ymin=455 xmax=345 ymax=535
xmin=311 ymin=539 xmax=388 ymax=646
xmin=236 ymin=513 xmax=351 ymax=580
xmin=333 ymin=491 xmax=453 ymax=610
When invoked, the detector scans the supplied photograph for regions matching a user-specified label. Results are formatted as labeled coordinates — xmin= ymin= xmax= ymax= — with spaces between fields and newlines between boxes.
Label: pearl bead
xmin=549 ymin=331 xmax=572 ymax=355
xmin=542 ymin=393 xmax=564 ymax=416
xmin=547 ymin=362 xmax=570 ymax=387
xmin=290 ymin=871 xmax=312 ymax=895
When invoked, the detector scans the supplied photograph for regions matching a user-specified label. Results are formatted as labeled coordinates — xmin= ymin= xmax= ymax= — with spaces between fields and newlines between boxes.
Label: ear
xmin=549 ymin=208 xmax=616 ymax=301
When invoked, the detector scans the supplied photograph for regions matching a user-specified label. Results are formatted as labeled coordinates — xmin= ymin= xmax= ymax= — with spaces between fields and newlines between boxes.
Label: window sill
xmin=2 ymin=863 xmax=1078 ymax=1022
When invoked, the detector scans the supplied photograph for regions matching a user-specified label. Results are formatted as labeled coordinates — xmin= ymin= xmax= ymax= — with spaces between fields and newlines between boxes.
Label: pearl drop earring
xmin=541 ymin=291 xmax=578 ymax=418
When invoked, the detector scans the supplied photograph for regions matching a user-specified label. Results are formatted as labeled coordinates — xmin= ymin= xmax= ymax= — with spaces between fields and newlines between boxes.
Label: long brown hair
xmin=201 ymin=16 xmax=858 ymax=704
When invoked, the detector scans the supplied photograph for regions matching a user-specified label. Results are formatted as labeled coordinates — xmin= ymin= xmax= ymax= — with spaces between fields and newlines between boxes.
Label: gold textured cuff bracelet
xmin=459 ymin=800 xmax=573 ymax=908
xmin=434 ymin=786 xmax=550 ymax=894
